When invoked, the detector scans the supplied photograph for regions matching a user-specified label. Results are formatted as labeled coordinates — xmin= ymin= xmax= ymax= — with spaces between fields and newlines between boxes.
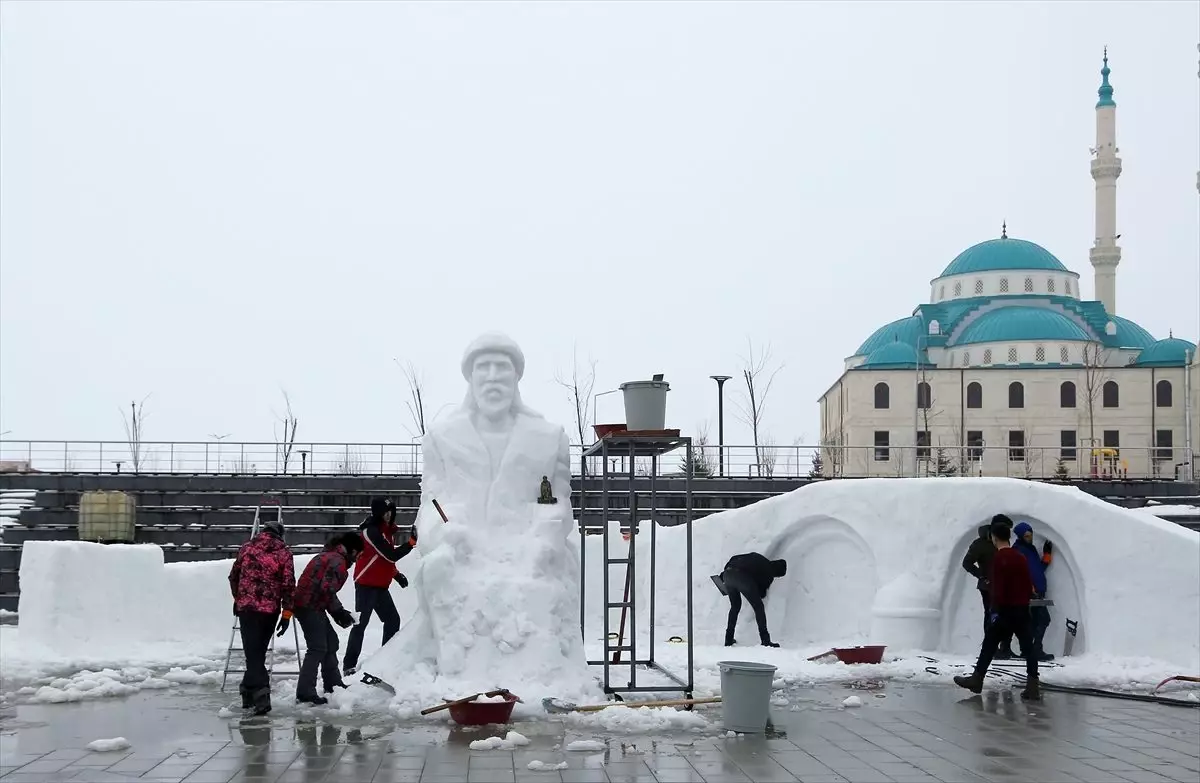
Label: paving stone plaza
xmin=2 ymin=684 xmax=1198 ymax=783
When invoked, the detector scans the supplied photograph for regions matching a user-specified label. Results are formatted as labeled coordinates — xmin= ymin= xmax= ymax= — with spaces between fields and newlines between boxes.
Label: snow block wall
xmin=591 ymin=478 xmax=1200 ymax=670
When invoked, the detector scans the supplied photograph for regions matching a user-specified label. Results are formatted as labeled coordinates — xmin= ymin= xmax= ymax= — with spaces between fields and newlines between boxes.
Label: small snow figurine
xmin=537 ymin=475 xmax=557 ymax=505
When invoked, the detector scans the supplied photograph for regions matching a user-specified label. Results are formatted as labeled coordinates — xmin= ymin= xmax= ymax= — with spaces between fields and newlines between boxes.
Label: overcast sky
xmin=1 ymin=0 xmax=1197 ymax=453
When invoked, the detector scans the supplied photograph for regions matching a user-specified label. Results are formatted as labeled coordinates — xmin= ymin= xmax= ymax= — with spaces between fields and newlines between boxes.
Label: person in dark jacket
xmin=721 ymin=552 xmax=787 ymax=648
xmin=961 ymin=516 xmax=1016 ymax=658
xmin=1012 ymin=521 xmax=1055 ymax=661
xmin=293 ymin=533 xmax=363 ymax=704
xmin=953 ymin=519 xmax=1040 ymax=700
xmin=342 ymin=498 xmax=417 ymax=675
xmin=228 ymin=518 xmax=295 ymax=715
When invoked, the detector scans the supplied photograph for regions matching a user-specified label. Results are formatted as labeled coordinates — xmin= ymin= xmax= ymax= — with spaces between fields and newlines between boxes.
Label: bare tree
xmin=554 ymin=345 xmax=597 ymax=445
xmin=273 ymin=390 xmax=299 ymax=473
xmin=1079 ymin=342 xmax=1111 ymax=478
xmin=734 ymin=339 xmax=783 ymax=476
xmin=685 ymin=422 xmax=718 ymax=476
xmin=121 ymin=396 xmax=150 ymax=473
xmin=821 ymin=424 xmax=846 ymax=478
xmin=759 ymin=433 xmax=779 ymax=478
xmin=396 ymin=360 xmax=427 ymax=438
xmin=337 ymin=447 xmax=365 ymax=475
xmin=915 ymin=368 xmax=942 ymax=477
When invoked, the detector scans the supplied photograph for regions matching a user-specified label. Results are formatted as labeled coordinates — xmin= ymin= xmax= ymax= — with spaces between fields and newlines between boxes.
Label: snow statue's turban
xmin=461 ymin=332 xmax=526 ymax=381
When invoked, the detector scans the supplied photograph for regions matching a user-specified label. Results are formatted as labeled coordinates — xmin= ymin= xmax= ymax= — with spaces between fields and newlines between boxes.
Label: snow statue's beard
xmin=463 ymin=351 xmax=544 ymax=420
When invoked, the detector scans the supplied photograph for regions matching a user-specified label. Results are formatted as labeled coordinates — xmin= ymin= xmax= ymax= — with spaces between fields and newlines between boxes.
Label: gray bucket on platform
xmin=718 ymin=660 xmax=777 ymax=733
xmin=619 ymin=377 xmax=670 ymax=431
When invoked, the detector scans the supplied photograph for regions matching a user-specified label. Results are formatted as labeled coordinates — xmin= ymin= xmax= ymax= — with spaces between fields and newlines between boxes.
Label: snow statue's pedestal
xmin=360 ymin=333 xmax=596 ymax=703
xmin=869 ymin=573 xmax=943 ymax=651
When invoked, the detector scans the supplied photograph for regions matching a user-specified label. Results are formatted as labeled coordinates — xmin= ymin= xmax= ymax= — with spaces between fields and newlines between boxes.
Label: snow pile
xmin=14 ymin=665 xmax=217 ymax=704
xmin=842 ymin=695 xmax=863 ymax=708
xmin=564 ymin=706 xmax=709 ymax=733
xmin=564 ymin=740 xmax=605 ymax=752
xmin=527 ymin=760 xmax=568 ymax=771
xmin=85 ymin=738 xmax=131 ymax=752
xmin=469 ymin=731 xmax=531 ymax=751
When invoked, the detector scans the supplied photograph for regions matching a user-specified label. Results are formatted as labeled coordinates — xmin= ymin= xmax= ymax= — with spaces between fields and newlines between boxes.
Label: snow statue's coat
xmin=360 ymin=332 xmax=592 ymax=696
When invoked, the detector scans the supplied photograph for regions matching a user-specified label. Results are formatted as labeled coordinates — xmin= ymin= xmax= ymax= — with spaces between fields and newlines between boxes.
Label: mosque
xmin=819 ymin=53 xmax=1198 ymax=481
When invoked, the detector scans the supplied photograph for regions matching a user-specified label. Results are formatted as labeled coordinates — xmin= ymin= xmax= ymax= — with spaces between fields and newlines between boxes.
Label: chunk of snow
xmin=469 ymin=736 xmax=515 ymax=751
xmin=565 ymin=706 xmax=708 ymax=733
xmin=770 ymin=696 xmax=788 ymax=706
xmin=565 ymin=740 xmax=605 ymax=752
xmin=843 ymin=695 xmax=864 ymax=708
xmin=86 ymin=738 xmax=131 ymax=752
xmin=217 ymin=706 xmax=237 ymax=718
xmin=527 ymin=760 xmax=569 ymax=771
xmin=474 ymin=693 xmax=509 ymax=703
xmin=505 ymin=730 xmax=530 ymax=746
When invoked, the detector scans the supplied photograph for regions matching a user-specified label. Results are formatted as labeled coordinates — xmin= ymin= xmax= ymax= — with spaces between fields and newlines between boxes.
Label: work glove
xmin=980 ymin=578 xmax=990 ymax=589
xmin=988 ymin=612 xmax=999 ymax=627
xmin=408 ymin=524 xmax=418 ymax=547
xmin=276 ymin=615 xmax=291 ymax=637
xmin=332 ymin=608 xmax=355 ymax=629
xmin=394 ymin=573 xmax=409 ymax=589
xmin=1043 ymin=540 xmax=1053 ymax=555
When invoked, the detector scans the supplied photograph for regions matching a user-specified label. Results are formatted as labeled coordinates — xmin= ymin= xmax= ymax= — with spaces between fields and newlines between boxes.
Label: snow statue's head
xmin=460 ymin=332 xmax=542 ymax=421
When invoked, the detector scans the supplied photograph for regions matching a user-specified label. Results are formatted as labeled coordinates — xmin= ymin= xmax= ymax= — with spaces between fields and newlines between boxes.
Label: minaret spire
xmin=1089 ymin=48 xmax=1121 ymax=314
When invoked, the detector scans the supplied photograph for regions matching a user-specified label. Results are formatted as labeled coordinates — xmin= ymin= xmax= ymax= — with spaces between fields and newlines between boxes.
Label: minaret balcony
xmin=1090 ymin=157 xmax=1123 ymax=179
xmin=1089 ymin=245 xmax=1122 ymax=267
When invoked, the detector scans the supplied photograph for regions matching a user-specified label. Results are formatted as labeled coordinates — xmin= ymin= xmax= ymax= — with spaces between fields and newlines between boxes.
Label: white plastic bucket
xmin=619 ymin=379 xmax=670 ymax=431
xmin=718 ymin=660 xmax=777 ymax=733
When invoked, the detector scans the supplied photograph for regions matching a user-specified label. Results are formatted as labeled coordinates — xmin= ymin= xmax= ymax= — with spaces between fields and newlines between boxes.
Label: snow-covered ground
xmin=2 ymin=478 xmax=1198 ymax=723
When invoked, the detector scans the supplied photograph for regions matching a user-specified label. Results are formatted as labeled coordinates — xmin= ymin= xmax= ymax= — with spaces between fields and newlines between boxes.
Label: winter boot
xmin=240 ymin=691 xmax=253 ymax=710
xmin=724 ymin=637 xmax=737 ymax=647
xmin=953 ymin=673 xmax=984 ymax=694
xmin=761 ymin=639 xmax=780 ymax=648
xmin=323 ymin=681 xmax=348 ymax=694
xmin=297 ymin=694 xmax=329 ymax=706
xmin=1036 ymin=652 xmax=1055 ymax=662
xmin=1021 ymin=676 xmax=1041 ymax=701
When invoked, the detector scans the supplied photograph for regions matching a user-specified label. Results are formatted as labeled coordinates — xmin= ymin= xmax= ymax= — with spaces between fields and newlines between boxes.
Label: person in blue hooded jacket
xmin=1012 ymin=521 xmax=1055 ymax=661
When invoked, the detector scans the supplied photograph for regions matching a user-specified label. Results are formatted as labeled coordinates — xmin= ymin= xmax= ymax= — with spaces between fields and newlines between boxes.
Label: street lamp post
xmin=710 ymin=375 xmax=732 ymax=477
xmin=211 ymin=433 xmax=230 ymax=473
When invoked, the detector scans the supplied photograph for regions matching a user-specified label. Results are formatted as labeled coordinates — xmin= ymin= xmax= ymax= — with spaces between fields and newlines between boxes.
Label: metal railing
xmin=0 ymin=439 xmax=1193 ymax=481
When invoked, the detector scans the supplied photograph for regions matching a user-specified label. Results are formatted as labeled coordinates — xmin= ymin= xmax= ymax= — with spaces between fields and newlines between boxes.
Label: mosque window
xmin=1156 ymin=380 xmax=1173 ymax=408
xmin=1035 ymin=345 xmax=1046 ymax=362
xmin=954 ymin=282 xmax=962 ymax=297
xmin=1060 ymin=346 xmax=1070 ymax=363
xmin=1047 ymin=278 xmax=1056 ymax=293
xmin=962 ymin=352 xmax=970 ymax=367
xmin=1065 ymin=279 xmax=1072 ymax=295
xmin=1060 ymin=381 xmax=1076 ymax=408
xmin=983 ymin=349 xmax=992 ymax=364
xmin=967 ymin=382 xmax=983 ymax=408
xmin=1024 ymin=277 xmax=1034 ymax=292
xmin=1008 ymin=381 xmax=1025 ymax=409
xmin=1007 ymin=347 xmax=1018 ymax=363
xmin=874 ymin=382 xmax=890 ymax=409
xmin=1103 ymin=380 xmax=1119 ymax=408
xmin=999 ymin=278 xmax=1009 ymax=293
xmin=928 ymin=320 xmax=940 ymax=335
xmin=974 ymin=279 xmax=984 ymax=295
xmin=939 ymin=285 xmax=945 ymax=301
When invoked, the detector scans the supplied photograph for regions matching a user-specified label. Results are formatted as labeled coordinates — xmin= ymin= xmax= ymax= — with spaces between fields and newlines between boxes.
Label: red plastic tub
xmin=833 ymin=645 xmax=887 ymax=665
xmin=447 ymin=693 xmax=520 ymax=726
xmin=593 ymin=423 xmax=627 ymax=439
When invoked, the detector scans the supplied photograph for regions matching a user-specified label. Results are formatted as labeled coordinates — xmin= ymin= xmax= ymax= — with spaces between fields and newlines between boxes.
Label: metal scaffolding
xmin=579 ymin=432 xmax=694 ymax=697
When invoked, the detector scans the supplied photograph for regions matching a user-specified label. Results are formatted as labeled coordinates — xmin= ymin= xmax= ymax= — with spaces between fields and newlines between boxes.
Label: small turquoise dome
xmin=938 ymin=236 xmax=1069 ymax=278
xmin=855 ymin=316 xmax=925 ymax=355
xmin=954 ymin=307 xmax=1091 ymax=345
xmin=860 ymin=340 xmax=926 ymax=369
xmin=1109 ymin=315 xmax=1156 ymax=350
xmin=1134 ymin=337 xmax=1196 ymax=367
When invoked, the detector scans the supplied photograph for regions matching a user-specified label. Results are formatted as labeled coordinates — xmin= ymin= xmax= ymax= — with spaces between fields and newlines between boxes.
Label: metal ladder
xmin=220 ymin=501 xmax=302 ymax=692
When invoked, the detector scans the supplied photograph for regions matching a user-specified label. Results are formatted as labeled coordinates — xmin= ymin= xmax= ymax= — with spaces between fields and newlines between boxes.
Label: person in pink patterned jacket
xmin=228 ymin=518 xmax=295 ymax=715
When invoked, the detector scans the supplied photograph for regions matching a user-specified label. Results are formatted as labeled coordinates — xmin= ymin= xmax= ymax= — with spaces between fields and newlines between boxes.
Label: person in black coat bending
xmin=721 ymin=552 xmax=787 ymax=648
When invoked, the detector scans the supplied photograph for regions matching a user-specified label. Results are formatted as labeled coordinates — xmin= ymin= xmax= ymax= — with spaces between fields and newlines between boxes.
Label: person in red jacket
xmin=228 ymin=518 xmax=295 ymax=715
xmin=293 ymin=533 xmax=363 ymax=705
xmin=342 ymin=498 xmax=416 ymax=675
xmin=954 ymin=515 xmax=1040 ymax=700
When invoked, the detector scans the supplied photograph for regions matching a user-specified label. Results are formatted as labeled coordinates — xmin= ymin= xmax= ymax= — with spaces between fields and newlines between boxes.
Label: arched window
xmin=999 ymin=278 xmax=1009 ymax=293
xmin=1047 ymin=278 xmax=1056 ymax=293
xmin=917 ymin=382 xmax=932 ymax=409
xmin=1065 ymin=279 xmax=1072 ymax=295
xmin=874 ymin=382 xmax=890 ymax=409
xmin=983 ymin=349 xmax=993 ymax=364
xmin=1007 ymin=346 xmax=1018 ymax=363
xmin=1103 ymin=380 xmax=1119 ymax=408
xmin=1156 ymin=379 xmax=1172 ymax=408
xmin=967 ymin=382 xmax=983 ymax=409
xmin=1008 ymin=381 xmax=1024 ymax=409
xmin=928 ymin=320 xmax=940 ymax=335
xmin=1060 ymin=381 xmax=1076 ymax=408
xmin=1035 ymin=345 xmax=1046 ymax=362
xmin=1060 ymin=345 xmax=1070 ymax=363
xmin=954 ymin=281 xmax=962 ymax=297
xmin=974 ymin=279 xmax=984 ymax=295
xmin=1024 ymin=277 xmax=1034 ymax=292
xmin=962 ymin=351 xmax=970 ymax=367
xmin=939 ymin=285 xmax=945 ymax=301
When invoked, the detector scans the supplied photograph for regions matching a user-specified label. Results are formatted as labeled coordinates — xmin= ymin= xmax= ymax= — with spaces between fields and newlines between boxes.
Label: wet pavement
xmin=1 ymin=682 xmax=1198 ymax=783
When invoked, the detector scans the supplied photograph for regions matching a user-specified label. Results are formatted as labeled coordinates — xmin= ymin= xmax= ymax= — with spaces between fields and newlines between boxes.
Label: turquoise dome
xmin=855 ymin=316 xmax=924 ymax=355
xmin=860 ymin=340 xmax=927 ymax=369
xmin=938 ymin=237 xmax=1069 ymax=278
xmin=1109 ymin=316 xmax=1156 ymax=350
xmin=954 ymin=306 xmax=1092 ymax=345
xmin=1134 ymin=337 xmax=1196 ymax=367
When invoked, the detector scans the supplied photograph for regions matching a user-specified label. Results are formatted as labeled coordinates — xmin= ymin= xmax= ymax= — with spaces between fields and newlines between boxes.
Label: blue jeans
xmin=342 ymin=584 xmax=400 ymax=672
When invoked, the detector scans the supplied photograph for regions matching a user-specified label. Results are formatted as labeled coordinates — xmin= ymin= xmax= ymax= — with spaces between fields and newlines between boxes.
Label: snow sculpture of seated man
xmin=360 ymin=332 xmax=590 ymax=695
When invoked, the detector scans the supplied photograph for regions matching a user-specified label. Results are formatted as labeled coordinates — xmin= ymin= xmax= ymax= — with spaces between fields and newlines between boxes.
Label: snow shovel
xmin=806 ymin=649 xmax=840 ymax=663
xmin=422 ymin=689 xmax=518 ymax=715
xmin=542 ymin=696 xmax=721 ymax=714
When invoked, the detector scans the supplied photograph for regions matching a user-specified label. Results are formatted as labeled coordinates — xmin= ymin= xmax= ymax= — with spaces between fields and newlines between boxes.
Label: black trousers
xmin=296 ymin=608 xmax=341 ymax=698
xmin=1030 ymin=592 xmax=1052 ymax=656
xmin=723 ymin=568 xmax=771 ymax=645
xmin=979 ymin=589 xmax=1015 ymax=652
xmin=237 ymin=610 xmax=278 ymax=708
xmin=972 ymin=606 xmax=1038 ymax=681
xmin=342 ymin=584 xmax=401 ymax=671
